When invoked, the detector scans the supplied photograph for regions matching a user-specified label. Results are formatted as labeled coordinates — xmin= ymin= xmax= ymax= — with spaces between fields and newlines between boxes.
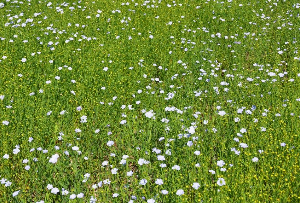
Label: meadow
xmin=1 ymin=0 xmax=300 ymax=202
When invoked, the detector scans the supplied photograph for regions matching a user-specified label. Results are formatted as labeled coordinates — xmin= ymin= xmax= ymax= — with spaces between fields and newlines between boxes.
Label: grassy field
xmin=1 ymin=0 xmax=300 ymax=202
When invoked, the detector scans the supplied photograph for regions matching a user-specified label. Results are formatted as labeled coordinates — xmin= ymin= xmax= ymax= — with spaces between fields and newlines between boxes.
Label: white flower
xmin=75 ymin=128 xmax=81 ymax=133
xmin=13 ymin=148 xmax=20 ymax=154
xmin=49 ymin=154 xmax=59 ymax=164
xmin=157 ymin=155 xmax=165 ymax=161
xmin=240 ymin=143 xmax=248 ymax=148
xmin=3 ymin=154 xmax=9 ymax=159
xmin=102 ymin=161 xmax=109 ymax=166
xmin=21 ymin=58 xmax=27 ymax=63
xmin=147 ymin=199 xmax=155 ymax=203
xmin=62 ymin=189 xmax=69 ymax=195
xmin=111 ymin=168 xmax=118 ymax=174
xmin=120 ymin=120 xmax=127 ymax=124
xmin=187 ymin=141 xmax=193 ymax=147
xmin=12 ymin=190 xmax=20 ymax=197
xmin=51 ymin=188 xmax=59 ymax=194
xmin=72 ymin=146 xmax=79 ymax=151
xmin=220 ymin=168 xmax=227 ymax=172
xmin=2 ymin=121 xmax=9 ymax=125
xmin=145 ymin=110 xmax=155 ymax=118
xmin=25 ymin=165 xmax=30 ymax=170
xmin=77 ymin=193 xmax=84 ymax=198
xmin=69 ymin=194 xmax=76 ymax=199
xmin=120 ymin=159 xmax=126 ymax=165
xmin=218 ymin=111 xmax=226 ymax=116
xmin=112 ymin=193 xmax=119 ymax=197
xmin=172 ymin=165 xmax=180 ymax=170
xmin=192 ymin=182 xmax=200 ymax=189
xmin=217 ymin=160 xmax=225 ymax=167
xmin=188 ymin=126 xmax=195 ymax=134
xmin=127 ymin=171 xmax=133 ymax=176
xmin=176 ymin=189 xmax=184 ymax=196
xmin=240 ymin=128 xmax=247 ymax=133
xmin=194 ymin=151 xmax=201 ymax=155
xmin=280 ymin=143 xmax=286 ymax=147
xmin=0 ymin=3 xmax=4 ymax=8
xmin=252 ymin=157 xmax=259 ymax=162
xmin=47 ymin=184 xmax=53 ymax=190
xmin=161 ymin=190 xmax=168 ymax=195
xmin=155 ymin=179 xmax=163 ymax=185
xmin=217 ymin=178 xmax=226 ymax=186
xmin=107 ymin=141 xmax=114 ymax=147
xmin=80 ymin=115 xmax=87 ymax=123
xmin=139 ymin=179 xmax=147 ymax=185
xmin=103 ymin=179 xmax=111 ymax=184
xmin=234 ymin=117 xmax=240 ymax=122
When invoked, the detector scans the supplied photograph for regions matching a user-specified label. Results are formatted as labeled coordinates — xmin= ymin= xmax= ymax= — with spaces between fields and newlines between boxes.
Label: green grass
xmin=0 ymin=0 xmax=300 ymax=202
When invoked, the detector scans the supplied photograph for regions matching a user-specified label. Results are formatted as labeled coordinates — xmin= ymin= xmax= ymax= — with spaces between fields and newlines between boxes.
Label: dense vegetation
xmin=1 ymin=0 xmax=300 ymax=202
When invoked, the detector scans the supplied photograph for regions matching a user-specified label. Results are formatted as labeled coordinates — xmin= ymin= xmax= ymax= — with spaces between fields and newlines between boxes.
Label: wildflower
xmin=194 ymin=151 xmax=201 ymax=155
xmin=127 ymin=171 xmax=133 ymax=176
xmin=160 ymin=163 xmax=167 ymax=168
xmin=112 ymin=193 xmax=119 ymax=197
xmin=120 ymin=120 xmax=127 ymax=124
xmin=77 ymin=193 xmax=84 ymax=198
xmin=25 ymin=165 xmax=30 ymax=170
xmin=240 ymin=143 xmax=248 ymax=148
xmin=157 ymin=155 xmax=165 ymax=161
xmin=51 ymin=188 xmax=59 ymax=194
xmin=103 ymin=179 xmax=111 ymax=184
xmin=217 ymin=178 xmax=226 ymax=186
xmin=2 ymin=121 xmax=9 ymax=125
xmin=145 ymin=110 xmax=155 ymax=118
xmin=155 ymin=179 xmax=163 ymax=185
xmin=47 ymin=184 xmax=53 ymax=190
xmin=13 ymin=148 xmax=20 ymax=154
xmin=70 ymin=194 xmax=76 ymax=199
xmin=188 ymin=126 xmax=195 ymax=134
xmin=90 ymin=196 xmax=97 ymax=203
xmin=252 ymin=157 xmax=259 ymax=162
xmin=147 ymin=199 xmax=155 ymax=203
xmin=111 ymin=168 xmax=118 ymax=174
xmin=217 ymin=160 xmax=225 ymax=167
xmin=161 ymin=190 xmax=168 ymax=195
xmin=72 ymin=146 xmax=79 ymax=151
xmin=62 ymin=189 xmax=69 ymax=195
xmin=218 ymin=111 xmax=226 ymax=116
xmin=172 ymin=165 xmax=180 ymax=170
xmin=80 ymin=115 xmax=87 ymax=123
xmin=192 ymin=182 xmax=200 ymax=189
xmin=176 ymin=189 xmax=184 ymax=196
xmin=107 ymin=141 xmax=114 ymax=147
xmin=12 ymin=190 xmax=20 ymax=197
xmin=139 ymin=179 xmax=147 ymax=185
xmin=49 ymin=154 xmax=59 ymax=164
xmin=187 ymin=141 xmax=193 ymax=147
xmin=240 ymin=128 xmax=247 ymax=133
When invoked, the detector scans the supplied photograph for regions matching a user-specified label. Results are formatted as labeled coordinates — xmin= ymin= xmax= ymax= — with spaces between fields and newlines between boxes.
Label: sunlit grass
xmin=0 ymin=0 xmax=300 ymax=202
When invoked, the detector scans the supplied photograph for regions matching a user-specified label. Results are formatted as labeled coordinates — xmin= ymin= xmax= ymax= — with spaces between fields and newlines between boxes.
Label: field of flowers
xmin=1 ymin=0 xmax=300 ymax=202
